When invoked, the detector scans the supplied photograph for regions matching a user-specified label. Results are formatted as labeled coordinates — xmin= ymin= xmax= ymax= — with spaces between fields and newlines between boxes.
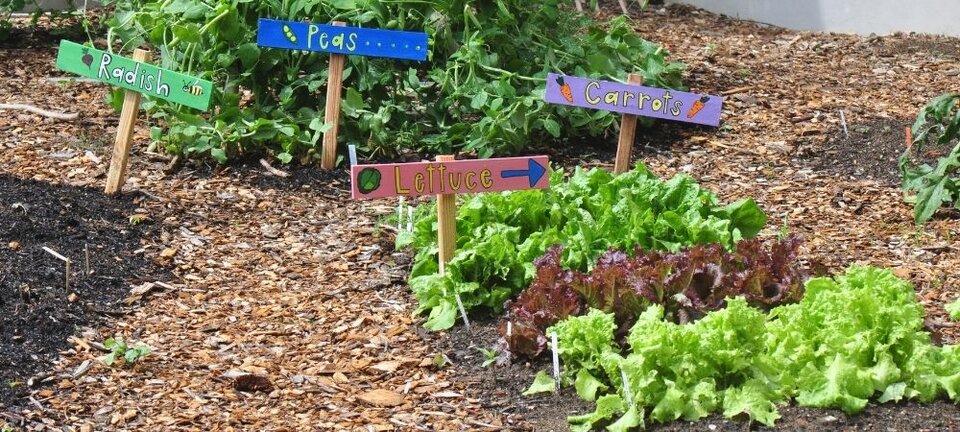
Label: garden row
xmin=397 ymin=142 xmax=960 ymax=429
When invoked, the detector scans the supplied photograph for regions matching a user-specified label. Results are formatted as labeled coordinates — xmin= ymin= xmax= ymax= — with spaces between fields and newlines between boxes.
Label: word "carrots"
xmin=687 ymin=96 xmax=710 ymax=119
xmin=557 ymin=76 xmax=574 ymax=103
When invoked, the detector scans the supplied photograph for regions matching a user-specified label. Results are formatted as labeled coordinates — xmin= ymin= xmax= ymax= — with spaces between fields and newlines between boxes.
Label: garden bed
xmin=1 ymin=2 xmax=960 ymax=431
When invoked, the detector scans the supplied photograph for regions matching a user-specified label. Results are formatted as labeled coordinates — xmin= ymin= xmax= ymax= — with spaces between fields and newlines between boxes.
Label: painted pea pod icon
xmin=282 ymin=24 xmax=297 ymax=44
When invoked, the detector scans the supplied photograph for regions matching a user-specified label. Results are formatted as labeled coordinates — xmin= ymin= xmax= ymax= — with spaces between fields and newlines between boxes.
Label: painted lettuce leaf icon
xmin=357 ymin=168 xmax=382 ymax=194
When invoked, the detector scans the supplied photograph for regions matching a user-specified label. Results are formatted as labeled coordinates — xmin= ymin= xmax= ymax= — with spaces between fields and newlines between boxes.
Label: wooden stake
xmin=104 ymin=49 xmax=150 ymax=195
xmin=321 ymin=21 xmax=348 ymax=170
xmin=84 ymin=243 xmax=90 ymax=275
xmin=435 ymin=154 xmax=467 ymax=328
xmin=573 ymin=0 xmax=583 ymax=12
xmin=614 ymin=73 xmax=644 ymax=174
xmin=906 ymin=126 xmax=913 ymax=150
xmin=64 ymin=260 xmax=71 ymax=293
xmin=551 ymin=332 xmax=560 ymax=391
xmin=436 ymin=155 xmax=457 ymax=273
xmin=42 ymin=246 xmax=71 ymax=292
xmin=618 ymin=0 xmax=629 ymax=14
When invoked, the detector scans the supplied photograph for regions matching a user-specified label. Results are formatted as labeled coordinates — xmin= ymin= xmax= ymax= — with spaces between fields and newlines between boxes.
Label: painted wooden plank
xmin=256 ymin=18 xmax=428 ymax=61
xmin=351 ymin=156 xmax=549 ymax=200
xmin=55 ymin=40 xmax=213 ymax=111
xmin=543 ymin=73 xmax=723 ymax=127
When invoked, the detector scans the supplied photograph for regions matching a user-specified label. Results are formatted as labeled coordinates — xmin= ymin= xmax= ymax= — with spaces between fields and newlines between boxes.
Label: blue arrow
xmin=500 ymin=158 xmax=547 ymax=187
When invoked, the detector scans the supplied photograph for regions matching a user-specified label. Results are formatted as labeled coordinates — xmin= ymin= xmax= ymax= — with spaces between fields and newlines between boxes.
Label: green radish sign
xmin=55 ymin=40 xmax=213 ymax=111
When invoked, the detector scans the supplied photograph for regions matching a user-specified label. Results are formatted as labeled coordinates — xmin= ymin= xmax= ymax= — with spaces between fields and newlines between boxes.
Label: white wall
xmin=667 ymin=0 xmax=960 ymax=37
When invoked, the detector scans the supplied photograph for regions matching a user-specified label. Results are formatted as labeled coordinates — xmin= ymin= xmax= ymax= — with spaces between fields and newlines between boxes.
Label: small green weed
xmin=101 ymin=337 xmax=151 ymax=367
xmin=476 ymin=347 xmax=499 ymax=368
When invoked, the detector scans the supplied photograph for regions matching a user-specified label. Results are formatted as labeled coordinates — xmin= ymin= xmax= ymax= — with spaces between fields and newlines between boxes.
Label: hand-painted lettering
xmin=394 ymin=166 xmax=410 ymax=194
xmin=544 ymin=73 xmax=722 ymax=127
xmin=585 ymin=81 xmax=601 ymax=105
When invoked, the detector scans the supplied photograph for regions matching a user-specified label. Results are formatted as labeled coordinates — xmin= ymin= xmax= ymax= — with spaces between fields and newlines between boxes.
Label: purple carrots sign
xmin=543 ymin=73 xmax=723 ymax=127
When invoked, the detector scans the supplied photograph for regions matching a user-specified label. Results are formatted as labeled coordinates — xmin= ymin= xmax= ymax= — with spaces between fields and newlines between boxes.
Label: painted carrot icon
xmin=687 ymin=96 xmax=710 ymax=119
xmin=557 ymin=76 xmax=574 ymax=103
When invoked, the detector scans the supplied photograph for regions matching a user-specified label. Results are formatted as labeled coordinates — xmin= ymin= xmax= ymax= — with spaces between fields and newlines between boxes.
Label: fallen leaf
xmin=369 ymin=360 xmax=400 ymax=373
xmin=358 ymin=389 xmax=405 ymax=407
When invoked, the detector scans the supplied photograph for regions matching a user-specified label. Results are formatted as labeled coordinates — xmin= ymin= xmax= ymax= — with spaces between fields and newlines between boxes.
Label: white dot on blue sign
xmin=377 ymin=42 xmax=382 ymax=46
xmin=416 ymin=46 xmax=421 ymax=50
xmin=391 ymin=43 xmax=396 ymax=47
xmin=365 ymin=41 xmax=370 ymax=46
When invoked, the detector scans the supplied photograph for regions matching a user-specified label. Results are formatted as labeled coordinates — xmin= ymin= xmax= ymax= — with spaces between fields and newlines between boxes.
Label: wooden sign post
xmin=55 ymin=40 xmax=214 ymax=194
xmin=614 ymin=73 xmax=643 ymax=174
xmin=256 ymin=19 xmax=429 ymax=170
xmin=544 ymin=72 xmax=723 ymax=173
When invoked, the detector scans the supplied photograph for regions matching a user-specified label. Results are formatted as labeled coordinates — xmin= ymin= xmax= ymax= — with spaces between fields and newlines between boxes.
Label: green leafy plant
xmin=947 ymin=297 xmax=960 ymax=321
xmin=398 ymin=164 xmax=766 ymax=330
xmin=101 ymin=337 xmax=151 ymax=367
xmin=476 ymin=347 xmax=499 ymax=368
xmin=542 ymin=266 xmax=960 ymax=430
xmin=104 ymin=0 xmax=685 ymax=163
xmin=900 ymin=93 xmax=960 ymax=223
xmin=500 ymin=236 xmax=805 ymax=358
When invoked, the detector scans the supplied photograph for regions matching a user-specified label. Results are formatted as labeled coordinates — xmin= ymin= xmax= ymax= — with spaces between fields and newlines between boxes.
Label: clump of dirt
xmin=802 ymin=118 xmax=911 ymax=185
xmin=0 ymin=175 xmax=170 ymax=410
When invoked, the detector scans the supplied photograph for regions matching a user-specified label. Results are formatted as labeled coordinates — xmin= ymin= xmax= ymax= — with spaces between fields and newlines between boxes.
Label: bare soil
xmin=0 ymin=175 xmax=170 ymax=410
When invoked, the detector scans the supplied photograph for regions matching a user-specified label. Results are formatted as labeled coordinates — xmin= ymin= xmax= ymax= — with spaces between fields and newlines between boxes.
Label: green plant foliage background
xmin=104 ymin=0 xmax=685 ymax=163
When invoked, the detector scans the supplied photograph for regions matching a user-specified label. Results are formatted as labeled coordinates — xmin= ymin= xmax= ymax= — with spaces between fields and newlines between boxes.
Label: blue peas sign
xmin=256 ymin=19 xmax=428 ymax=61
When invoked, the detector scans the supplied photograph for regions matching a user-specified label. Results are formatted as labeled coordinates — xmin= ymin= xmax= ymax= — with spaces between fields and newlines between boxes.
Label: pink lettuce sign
xmin=351 ymin=156 xmax=549 ymax=200
xmin=543 ymin=73 xmax=723 ymax=127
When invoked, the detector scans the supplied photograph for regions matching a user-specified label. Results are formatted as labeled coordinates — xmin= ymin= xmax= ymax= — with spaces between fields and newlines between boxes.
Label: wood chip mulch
xmin=1 ymin=3 xmax=959 ymax=431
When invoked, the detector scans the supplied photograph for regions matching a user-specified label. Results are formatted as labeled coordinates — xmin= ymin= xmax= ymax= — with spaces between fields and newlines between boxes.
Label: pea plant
xmin=102 ymin=0 xmax=685 ymax=163
xmin=900 ymin=93 xmax=960 ymax=223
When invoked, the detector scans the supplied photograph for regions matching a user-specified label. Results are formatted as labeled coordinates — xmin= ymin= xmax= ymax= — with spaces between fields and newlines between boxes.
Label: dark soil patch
xmin=880 ymin=35 xmax=960 ymax=60
xmin=176 ymin=158 xmax=352 ymax=195
xmin=0 ymin=16 xmax=102 ymax=50
xmin=0 ymin=174 xmax=170 ymax=411
xmin=425 ymin=315 xmax=591 ymax=432
xmin=802 ymin=118 xmax=911 ymax=185
xmin=648 ymin=400 xmax=960 ymax=431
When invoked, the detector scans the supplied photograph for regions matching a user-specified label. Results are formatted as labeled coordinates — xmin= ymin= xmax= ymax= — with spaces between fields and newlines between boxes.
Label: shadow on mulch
xmin=0 ymin=174 xmax=171 ymax=411
xmin=522 ymin=120 xmax=714 ymax=172
xmin=800 ymin=118 xmax=912 ymax=186
xmin=175 ymin=158 xmax=352 ymax=196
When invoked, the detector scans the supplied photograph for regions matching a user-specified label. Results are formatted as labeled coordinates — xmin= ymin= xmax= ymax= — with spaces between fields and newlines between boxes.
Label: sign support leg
xmin=436 ymin=155 xmax=457 ymax=273
xmin=104 ymin=48 xmax=150 ymax=195
xmin=321 ymin=21 xmax=347 ymax=170
xmin=614 ymin=73 xmax=644 ymax=174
